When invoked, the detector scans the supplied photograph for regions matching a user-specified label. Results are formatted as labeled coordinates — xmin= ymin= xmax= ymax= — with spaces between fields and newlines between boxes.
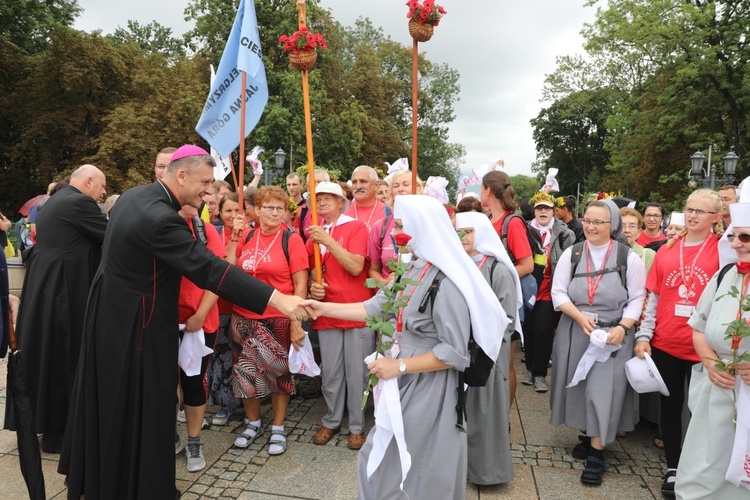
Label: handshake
xmin=269 ymin=293 xmax=320 ymax=322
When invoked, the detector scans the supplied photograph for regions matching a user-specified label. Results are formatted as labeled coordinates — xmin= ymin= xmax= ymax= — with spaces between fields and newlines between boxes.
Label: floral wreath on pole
xmin=279 ymin=26 xmax=328 ymax=71
xmin=406 ymin=0 xmax=447 ymax=42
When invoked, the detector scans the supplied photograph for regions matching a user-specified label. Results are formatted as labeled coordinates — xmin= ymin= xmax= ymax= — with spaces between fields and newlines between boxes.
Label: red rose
xmin=438 ymin=6 xmax=446 ymax=14
xmin=393 ymin=233 xmax=412 ymax=247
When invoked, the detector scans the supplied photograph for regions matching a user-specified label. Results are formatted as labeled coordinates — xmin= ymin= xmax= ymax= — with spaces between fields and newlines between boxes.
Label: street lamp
xmin=687 ymin=146 xmax=739 ymax=189
xmin=274 ymin=149 xmax=287 ymax=173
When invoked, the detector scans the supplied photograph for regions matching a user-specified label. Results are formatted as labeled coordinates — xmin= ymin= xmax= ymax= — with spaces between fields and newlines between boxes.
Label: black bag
xmin=418 ymin=269 xmax=494 ymax=387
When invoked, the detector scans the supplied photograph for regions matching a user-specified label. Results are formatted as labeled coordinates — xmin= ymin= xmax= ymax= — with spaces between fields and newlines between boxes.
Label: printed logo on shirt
xmin=663 ymin=267 xmax=712 ymax=301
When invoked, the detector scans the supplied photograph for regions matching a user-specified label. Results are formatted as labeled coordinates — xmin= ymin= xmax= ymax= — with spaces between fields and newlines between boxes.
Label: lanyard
xmin=585 ymin=240 xmax=614 ymax=305
xmin=678 ymin=236 xmax=710 ymax=300
xmin=477 ymin=254 xmax=489 ymax=270
xmin=249 ymin=229 xmax=281 ymax=275
xmin=353 ymin=201 xmax=380 ymax=231
xmin=395 ymin=263 xmax=433 ymax=334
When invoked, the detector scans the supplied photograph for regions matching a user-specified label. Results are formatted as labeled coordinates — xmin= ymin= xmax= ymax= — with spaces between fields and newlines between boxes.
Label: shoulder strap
xmin=569 ymin=241 xmax=585 ymax=281
xmin=717 ymin=263 xmax=734 ymax=287
xmin=192 ymin=216 xmax=208 ymax=245
xmin=418 ymin=270 xmax=446 ymax=313
xmin=282 ymin=229 xmax=292 ymax=264
xmin=500 ymin=213 xmax=517 ymax=263
xmin=244 ymin=228 xmax=256 ymax=245
xmin=615 ymin=241 xmax=629 ymax=289
xmin=380 ymin=208 xmax=393 ymax=242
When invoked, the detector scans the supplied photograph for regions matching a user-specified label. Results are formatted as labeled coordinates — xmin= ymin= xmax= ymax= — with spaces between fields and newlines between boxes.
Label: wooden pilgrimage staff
xmin=411 ymin=37 xmax=419 ymax=195
xmin=237 ymin=71 xmax=248 ymax=213
xmin=296 ymin=0 xmax=322 ymax=283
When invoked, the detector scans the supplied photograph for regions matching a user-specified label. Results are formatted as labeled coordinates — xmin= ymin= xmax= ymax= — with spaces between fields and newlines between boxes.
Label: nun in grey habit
xmin=549 ymin=199 xmax=646 ymax=485
xmin=301 ymin=195 xmax=510 ymax=499
xmin=456 ymin=211 xmax=520 ymax=485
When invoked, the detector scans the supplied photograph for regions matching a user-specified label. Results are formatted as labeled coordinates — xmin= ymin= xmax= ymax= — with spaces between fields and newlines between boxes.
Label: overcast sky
xmin=73 ymin=0 xmax=596 ymax=178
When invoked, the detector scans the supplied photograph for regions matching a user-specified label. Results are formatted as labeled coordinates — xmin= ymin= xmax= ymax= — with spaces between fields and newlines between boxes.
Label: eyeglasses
xmin=728 ymin=233 xmax=750 ymax=243
xmin=621 ymin=223 xmax=640 ymax=230
xmin=582 ymin=219 xmax=611 ymax=226
xmin=643 ymin=214 xmax=663 ymax=219
xmin=260 ymin=206 xmax=285 ymax=213
xmin=683 ymin=207 xmax=718 ymax=216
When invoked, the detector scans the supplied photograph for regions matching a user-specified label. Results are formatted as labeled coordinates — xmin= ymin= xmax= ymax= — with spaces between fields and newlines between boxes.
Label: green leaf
xmin=365 ymin=278 xmax=378 ymax=289
xmin=401 ymin=278 xmax=423 ymax=286
xmin=380 ymin=321 xmax=395 ymax=336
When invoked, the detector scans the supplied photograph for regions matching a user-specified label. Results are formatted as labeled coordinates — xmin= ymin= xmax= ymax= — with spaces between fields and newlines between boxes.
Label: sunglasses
xmin=728 ymin=233 xmax=750 ymax=243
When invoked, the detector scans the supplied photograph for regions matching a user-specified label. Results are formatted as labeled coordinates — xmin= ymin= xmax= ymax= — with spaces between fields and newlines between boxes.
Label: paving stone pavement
xmin=0 ymin=346 xmax=668 ymax=499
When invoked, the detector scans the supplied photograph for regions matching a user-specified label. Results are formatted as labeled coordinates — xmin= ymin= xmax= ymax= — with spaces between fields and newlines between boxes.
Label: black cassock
xmin=15 ymin=185 xmax=107 ymax=440
xmin=59 ymin=182 xmax=275 ymax=499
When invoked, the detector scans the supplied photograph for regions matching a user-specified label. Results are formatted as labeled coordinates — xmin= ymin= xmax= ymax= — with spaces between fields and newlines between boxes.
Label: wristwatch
xmin=398 ymin=359 xmax=407 ymax=376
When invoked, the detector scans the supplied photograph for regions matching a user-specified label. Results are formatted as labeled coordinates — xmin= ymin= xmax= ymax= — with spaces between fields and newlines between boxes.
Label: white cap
xmin=669 ymin=212 xmax=685 ymax=226
xmin=730 ymin=202 xmax=750 ymax=227
xmin=625 ymin=352 xmax=670 ymax=396
xmin=315 ymin=181 xmax=345 ymax=199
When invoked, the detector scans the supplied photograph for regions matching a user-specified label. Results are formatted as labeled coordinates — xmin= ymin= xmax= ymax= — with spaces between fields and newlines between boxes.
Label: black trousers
xmin=179 ymin=330 xmax=217 ymax=407
xmin=650 ymin=346 xmax=694 ymax=469
xmin=523 ymin=300 xmax=560 ymax=377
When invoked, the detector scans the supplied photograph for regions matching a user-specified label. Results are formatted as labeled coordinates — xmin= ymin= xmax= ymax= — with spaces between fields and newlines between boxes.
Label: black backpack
xmin=417 ymin=266 xmax=497 ymax=429
xmin=500 ymin=213 xmax=545 ymax=288
xmin=569 ymin=241 xmax=629 ymax=289
xmin=244 ymin=228 xmax=293 ymax=264
xmin=378 ymin=205 xmax=394 ymax=242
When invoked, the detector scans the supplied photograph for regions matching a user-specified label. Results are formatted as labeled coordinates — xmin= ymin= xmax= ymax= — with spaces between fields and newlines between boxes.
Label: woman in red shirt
xmin=229 ymin=186 xmax=308 ymax=456
xmin=635 ymin=189 xmax=723 ymax=496
xmin=481 ymin=170 xmax=533 ymax=406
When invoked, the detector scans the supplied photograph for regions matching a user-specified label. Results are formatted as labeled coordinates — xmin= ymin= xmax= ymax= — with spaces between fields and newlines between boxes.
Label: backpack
xmin=716 ymin=263 xmax=734 ymax=287
xmin=244 ymin=228 xmax=293 ymax=264
xmin=417 ymin=265 xmax=498 ymax=429
xmin=569 ymin=241 xmax=629 ymax=289
xmin=500 ymin=213 xmax=545 ymax=288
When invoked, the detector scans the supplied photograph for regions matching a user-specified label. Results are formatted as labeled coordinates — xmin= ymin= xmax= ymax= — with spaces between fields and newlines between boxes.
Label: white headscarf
xmin=455 ymin=211 xmax=523 ymax=335
xmin=395 ymin=196 xmax=510 ymax=362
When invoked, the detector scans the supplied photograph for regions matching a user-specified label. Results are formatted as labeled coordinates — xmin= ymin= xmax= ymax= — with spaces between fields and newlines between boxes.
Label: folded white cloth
xmin=246 ymin=145 xmax=264 ymax=175
xmin=364 ymin=352 xmax=411 ymax=491
xmin=384 ymin=158 xmax=409 ymax=183
xmin=178 ymin=324 xmax=214 ymax=377
xmin=567 ymin=329 xmax=621 ymax=388
xmin=542 ymin=168 xmax=559 ymax=192
xmin=288 ymin=333 xmax=320 ymax=377
xmin=472 ymin=159 xmax=504 ymax=181
xmin=726 ymin=379 xmax=750 ymax=489
xmin=424 ymin=176 xmax=449 ymax=204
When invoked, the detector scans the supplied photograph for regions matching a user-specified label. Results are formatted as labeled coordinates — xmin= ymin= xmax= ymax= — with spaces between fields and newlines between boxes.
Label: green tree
xmin=0 ymin=0 xmax=81 ymax=54
xmin=511 ymin=174 xmax=542 ymax=207
xmin=109 ymin=20 xmax=186 ymax=61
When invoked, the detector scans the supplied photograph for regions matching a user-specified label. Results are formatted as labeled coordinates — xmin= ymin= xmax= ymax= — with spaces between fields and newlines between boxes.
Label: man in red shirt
xmin=345 ymin=165 xmax=386 ymax=234
xmin=307 ymin=182 xmax=373 ymax=450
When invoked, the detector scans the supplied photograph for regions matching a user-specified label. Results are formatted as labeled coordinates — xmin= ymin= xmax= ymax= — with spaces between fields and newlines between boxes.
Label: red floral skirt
xmin=230 ymin=314 xmax=294 ymax=398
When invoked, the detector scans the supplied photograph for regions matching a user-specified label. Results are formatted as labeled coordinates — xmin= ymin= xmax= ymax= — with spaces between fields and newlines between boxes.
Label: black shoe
xmin=572 ymin=434 xmax=590 ymax=460
xmin=661 ymin=470 xmax=676 ymax=497
xmin=580 ymin=455 xmax=608 ymax=486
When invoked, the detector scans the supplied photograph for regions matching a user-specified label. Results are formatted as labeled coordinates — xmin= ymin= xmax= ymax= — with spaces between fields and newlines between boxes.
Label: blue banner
xmin=195 ymin=0 xmax=268 ymax=158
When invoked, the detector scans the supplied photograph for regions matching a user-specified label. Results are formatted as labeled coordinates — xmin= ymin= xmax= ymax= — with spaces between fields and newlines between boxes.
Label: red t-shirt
xmin=215 ymin=227 xmax=234 ymax=315
xmin=178 ymin=219 xmax=226 ymax=333
xmin=492 ymin=212 xmax=532 ymax=263
xmin=233 ymin=228 xmax=309 ymax=319
xmin=637 ymin=231 xmax=666 ymax=246
xmin=345 ymin=200 xmax=386 ymax=234
xmin=647 ymin=234 xmax=720 ymax=361
xmin=307 ymin=217 xmax=373 ymax=330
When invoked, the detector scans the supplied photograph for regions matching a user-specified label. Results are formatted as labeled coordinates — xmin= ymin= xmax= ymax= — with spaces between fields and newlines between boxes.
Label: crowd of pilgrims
xmin=6 ymin=145 xmax=750 ymax=499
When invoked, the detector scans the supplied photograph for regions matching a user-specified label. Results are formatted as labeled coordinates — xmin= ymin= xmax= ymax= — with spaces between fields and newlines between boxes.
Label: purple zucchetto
xmin=170 ymin=144 xmax=210 ymax=162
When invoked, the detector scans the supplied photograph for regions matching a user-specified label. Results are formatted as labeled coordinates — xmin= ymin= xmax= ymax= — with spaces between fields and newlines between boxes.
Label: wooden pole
xmin=237 ymin=71 xmax=248 ymax=214
xmin=297 ymin=0 xmax=322 ymax=283
xmin=227 ymin=156 xmax=239 ymax=193
xmin=411 ymin=38 xmax=419 ymax=194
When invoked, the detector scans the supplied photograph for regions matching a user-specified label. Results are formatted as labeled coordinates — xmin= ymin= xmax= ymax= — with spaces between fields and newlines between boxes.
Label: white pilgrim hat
xmin=669 ymin=212 xmax=685 ymax=226
xmin=625 ymin=352 xmax=669 ymax=396
xmin=730 ymin=202 xmax=750 ymax=227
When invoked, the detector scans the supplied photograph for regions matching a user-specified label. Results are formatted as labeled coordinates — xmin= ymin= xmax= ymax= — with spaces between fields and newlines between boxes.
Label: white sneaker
xmin=202 ymin=418 xmax=209 ymax=429
xmin=186 ymin=440 xmax=206 ymax=472
xmin=212 ymin=408 xmax=230 ymax=426
xmin=175 ymin=433 xmax=184 ymax=455
xmin=177 ymin=404 xmax=186 ymax=423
